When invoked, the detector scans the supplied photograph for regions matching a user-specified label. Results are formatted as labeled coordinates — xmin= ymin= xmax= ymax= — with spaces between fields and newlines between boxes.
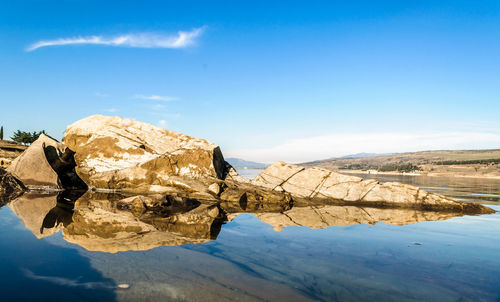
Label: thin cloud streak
xmin=158 ymin=120 xmax=168 ymax=128
xmin=22 ymin=268 xmax=114 ymax=289
xmin=26 ymin=27 xmax=205 ymax=51
xmin=95 ymin=92 xmax=110 ymax=98
xmin=135 ymin=94 xmax=178 ymax=102
xmin=225 ymin=131 xmax=500 ymax=164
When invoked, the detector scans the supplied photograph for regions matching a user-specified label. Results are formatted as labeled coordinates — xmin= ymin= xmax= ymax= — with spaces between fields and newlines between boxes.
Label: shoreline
xmin=339 ymin=170 xmax=500 ymax=180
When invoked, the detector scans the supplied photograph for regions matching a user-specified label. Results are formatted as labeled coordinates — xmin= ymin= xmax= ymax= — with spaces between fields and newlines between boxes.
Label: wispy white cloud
xmin=225 ymin=131 xmax=500 ymax=164
xmin=135 ymin=94 xmax=178 ymax=102
xmin=26 ymin=27 xmax=205 ymax=51
xmin=158 ymin=120 xmax=168 ymax=128
xmin=153 ymin=104 xmax=166 ymax=110
xmin=105 ymin=108 xmax=117 ymax=113
xmin=150 ymin=111 xmax=182 ymax=119
xmin=95 ymin=92 xmax=110 ymax=98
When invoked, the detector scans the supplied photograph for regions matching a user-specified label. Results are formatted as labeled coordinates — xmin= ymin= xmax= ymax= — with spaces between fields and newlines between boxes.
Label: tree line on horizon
xmin=0 ymin=127 xmax=47 ymax=145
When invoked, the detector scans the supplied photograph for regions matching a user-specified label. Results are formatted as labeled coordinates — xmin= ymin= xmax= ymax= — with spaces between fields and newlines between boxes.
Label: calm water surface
xmin=0 ymin=169 xmax=499 ymax=301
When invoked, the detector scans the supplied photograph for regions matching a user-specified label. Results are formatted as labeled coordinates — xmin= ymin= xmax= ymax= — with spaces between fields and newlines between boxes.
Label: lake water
xmin=0 ymin=169 xmax=499 ymax=301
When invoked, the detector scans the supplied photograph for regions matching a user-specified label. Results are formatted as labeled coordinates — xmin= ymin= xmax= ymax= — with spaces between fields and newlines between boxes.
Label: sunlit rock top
xmin=62 ymin=115 xmax=226 ymax=190
xmin=253 ymin=161 xmax=494 ymax=213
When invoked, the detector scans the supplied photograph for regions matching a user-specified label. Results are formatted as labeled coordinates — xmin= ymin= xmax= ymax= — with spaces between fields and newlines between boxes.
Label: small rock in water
xmin=413 ymin=242 xmax=422 ymax=246
xmin=117 ymin=283 xmax=130 ymax=289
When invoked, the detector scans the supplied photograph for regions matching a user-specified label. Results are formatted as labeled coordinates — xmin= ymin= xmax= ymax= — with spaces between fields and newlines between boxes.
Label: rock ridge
xmin=0 ymin=115 xmax=495 ymax=215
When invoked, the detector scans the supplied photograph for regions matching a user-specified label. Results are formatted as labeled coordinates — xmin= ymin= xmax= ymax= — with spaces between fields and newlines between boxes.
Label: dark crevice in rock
xmin=309 ymin=172 xmax=332 ymax=199
xmin=146 ymin=195 xmax=201 ymax=217
xmin=0 ymin=167 xmax=26 ymax=206
xmin=323 ymin=180 xmax=365 ymax=190
xmin=239 ymin=193 xmax=248 ymax=211
xmin=109 ymin=129 xmax=150 ymax=151
xmin=274 ymin=167 xmax=305 ymax=190
xmin=359 ymin=183 xmax=378 ymax=201
xmin=44 ymin=145 xmax=88 ymax=190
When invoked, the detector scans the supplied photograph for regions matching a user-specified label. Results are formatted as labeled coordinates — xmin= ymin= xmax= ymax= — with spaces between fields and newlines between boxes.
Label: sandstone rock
xmin=208 ymin=183 xmax=220 ymax=195
xmin=6 ymin=134 xmax=86 ymax=190
xmin=117 ymin=284 xmax=130 ymax=289
xmin=219 ymin=180 xmax=293 ymax=213
xmin=0 ymin=167 xmax=26 ymax=205
xmin=254 ymin=162 xmax=494 ymax=213
xmin=62 ymin=115 xmax=227 ymax=192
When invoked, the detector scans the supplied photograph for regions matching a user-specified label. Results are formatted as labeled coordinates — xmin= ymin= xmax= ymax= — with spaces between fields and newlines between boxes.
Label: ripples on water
xmin=0 ymin=169 xmax=499 ymax=301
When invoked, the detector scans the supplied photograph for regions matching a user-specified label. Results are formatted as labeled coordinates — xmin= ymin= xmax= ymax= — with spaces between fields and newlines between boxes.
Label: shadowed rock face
xmin=219 ymin=180 xmax=293 ymax=213
xmin=0 ymin=168 xmax=26 ymax=206
xmin=253 ymin=162 xmax=495 ymax=214
xmin=62 ymin=115 xmax=227 ymax=191
xmin=6 ymin=134 xmax=87 ymax=190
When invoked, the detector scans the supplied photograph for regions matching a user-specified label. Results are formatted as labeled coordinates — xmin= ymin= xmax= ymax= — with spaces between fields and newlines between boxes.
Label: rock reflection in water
xmin=64 ymin=193 xmax=224 ymax=253
xmin=8 ymin=191 xmax=80 ymax=238
xmin=6 ymin=191 xmax=471 ymax=253
xmin=252 ymin=206 xmax=463 ymax=231
xmin=8 ymin=192 xmax=226 ymax=253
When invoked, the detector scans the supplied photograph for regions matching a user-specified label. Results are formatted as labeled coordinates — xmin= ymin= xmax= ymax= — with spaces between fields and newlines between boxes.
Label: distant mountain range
xmin=226 ymin=154 xmax=389 ymax=168
xmin=301 ymin=149 xmax=500 ymax=177
xmin=306 ymin=152 xmax=393 ymax=164
xmin=339 ymin=152 xmax=393 ymax=159
xmin=225 ymin=158 xmax=268 ymax=168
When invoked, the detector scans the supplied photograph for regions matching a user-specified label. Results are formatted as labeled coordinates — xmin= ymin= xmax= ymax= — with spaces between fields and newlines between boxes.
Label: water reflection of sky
xmin=1 ymin=200 xmax=499 ymax=301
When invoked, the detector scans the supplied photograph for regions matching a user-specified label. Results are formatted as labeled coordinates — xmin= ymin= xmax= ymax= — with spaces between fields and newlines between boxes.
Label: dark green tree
xmin=31 ymin=130 xmax=46 ymax=142
xmin=11 ymin=130 xmax=47 ymax=145
xmin=0 ymin=126 xmax=3 ymax=140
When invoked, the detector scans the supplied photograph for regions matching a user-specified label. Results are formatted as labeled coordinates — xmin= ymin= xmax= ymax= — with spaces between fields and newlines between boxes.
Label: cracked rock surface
xmin=253 ymin=161 xmax=494 ymax=213
xmin=62 ymin=115 xmax=226 ymax=191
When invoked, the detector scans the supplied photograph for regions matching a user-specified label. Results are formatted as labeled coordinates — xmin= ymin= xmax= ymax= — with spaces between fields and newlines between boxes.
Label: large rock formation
xmin=0 ymin=167 xmax=26 ymax=205
xmin=6 ymin=134 xmax=86 ymax=190
xmin=253 ymin=162 xmax=494 ymax=213
xmin=62 ymin=115 xmax=226 ymax=192
xmin=3 ymin=115 xmax=491 ymax=215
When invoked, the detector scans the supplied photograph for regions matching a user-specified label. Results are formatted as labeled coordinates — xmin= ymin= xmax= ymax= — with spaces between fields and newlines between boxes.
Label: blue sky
xmin=1 ymin=1 xmax=500 ymax=163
